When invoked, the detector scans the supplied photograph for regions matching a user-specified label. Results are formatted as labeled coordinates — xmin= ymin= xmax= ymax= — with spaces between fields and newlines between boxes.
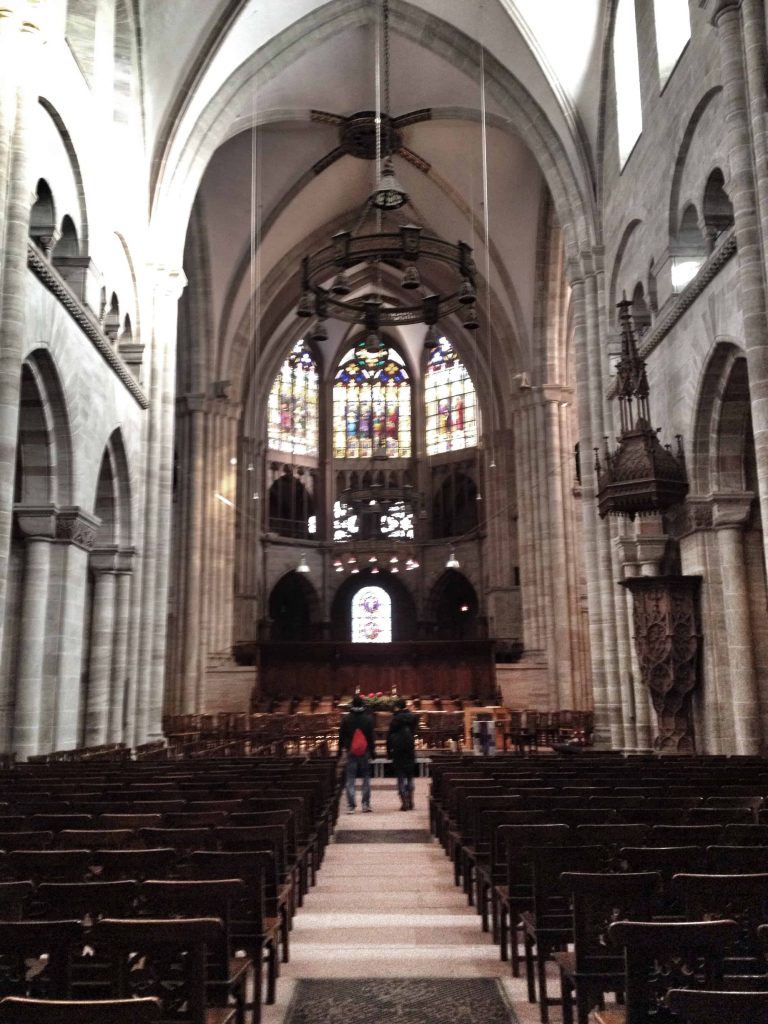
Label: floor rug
xmin=284 ymin=978 xmax=518 ymax=1024
xmin=335 ymin=829 xmax=432 ymax=843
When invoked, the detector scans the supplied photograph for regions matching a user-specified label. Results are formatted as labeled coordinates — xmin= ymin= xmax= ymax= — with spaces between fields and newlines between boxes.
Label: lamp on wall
xmin=296 ymin=553 xmax=311 ymax=573
xmin=446 ymin=550 xmax=460 ymax=569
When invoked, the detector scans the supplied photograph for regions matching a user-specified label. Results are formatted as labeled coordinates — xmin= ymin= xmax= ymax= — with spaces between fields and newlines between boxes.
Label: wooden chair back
xmin=649 ymin=825 xmax=722 ymax=847
xmin=608 ymin=920 xmax=739 ymax=1024
xmin=673 ymin=871 xmax=768 ymax=973
xmin=36 ymin=881 xmax=139 ymax=920
xmin=0 ymin=921 xmax=84 ymax=999
xmin=667 ymin=988 xmax=768 ymax=1024
xmin=0 ymin=997 xmax=161 ymax=1024
xmin=92 ymin=848 xmax=176 ymax=881
xmin=562 ymin=871 xmax=660 ymax=972
xmin=706 ymin=845 xmax=768 ymax=873
xmin=7 ymin=851 xmax=91 ymax=884
xmin=55 ymin=830 xmax=136 ymax=851
xmin=0 ymin=881 xmax=33 ymax=920
xmin=98 ymin=815 xmax=162 ymax=830
xmin=88 ymin=918 xmax=223 ymax=1024
xmin=722 ymin=824 xmax=768 ymax=846
xmin=0 ymin=832 xmax=52 ymax=851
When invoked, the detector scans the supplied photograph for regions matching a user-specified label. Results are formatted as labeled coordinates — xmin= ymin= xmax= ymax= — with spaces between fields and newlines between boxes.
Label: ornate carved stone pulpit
xmin=620 ymin=575 xmax=702 ymax=753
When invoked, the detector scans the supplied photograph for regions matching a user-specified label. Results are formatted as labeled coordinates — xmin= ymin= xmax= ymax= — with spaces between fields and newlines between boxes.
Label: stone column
xmin=12 ymin=506 xmax=56 ymax=759
xmin=107 ymin=547 xmax=136 ymax=743
xmin=585 ymin=263 xmax=624 ymax=747
xmin=85 ymin=547 xmax=119 ymax=745
xmin=739 ymin=0 xmax=768 ymax=291
xmin=710 ymin=2 xmax=768 ymax=587
xmin=544 ymin=390 xmax=575 ymax=708
xmin=51 ymin=506 xmax=100 ymax=749
xmin=178 ymin=393 xmax=206 ymax=714
xmin=136 ymin=267 xmax=186 ymax=744
xmin=570 ymin=269 xmax=609 ymax=744
xmin=0 ymin=2 xmax=46 ymax=669
xmin=713 ymin=493 xmax=761 ymax=753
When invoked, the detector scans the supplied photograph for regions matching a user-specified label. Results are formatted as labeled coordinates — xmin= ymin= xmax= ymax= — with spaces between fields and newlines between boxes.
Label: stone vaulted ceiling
xmin=139 ymin=0 xmax=606 ymax=399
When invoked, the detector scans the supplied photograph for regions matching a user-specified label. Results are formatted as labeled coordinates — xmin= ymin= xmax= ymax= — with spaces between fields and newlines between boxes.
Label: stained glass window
xmin=333 ymin=500 xmax=359 ymax=542
xmin=380 ymin=500 xmax=414 ymax=539
xmin=351 ymin=586 xmax=392 ymax=643
xmin=267 ymin=340 xmax=318 ymax=455
xmin=333 ymin=340 xmax=411 ymax=458
xmin=425 ymin=338 xmax=477 ymax=454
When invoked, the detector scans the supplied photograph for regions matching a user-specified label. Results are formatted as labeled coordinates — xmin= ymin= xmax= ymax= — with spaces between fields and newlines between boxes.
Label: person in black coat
xmin=386 ymin=698 xmax=420 ymax=810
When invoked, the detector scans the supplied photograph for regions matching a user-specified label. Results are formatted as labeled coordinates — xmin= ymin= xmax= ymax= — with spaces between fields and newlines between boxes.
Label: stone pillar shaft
xmin=52 ymin=543 xmax=90 ymax=750
xmin=712 ymin=3 xmax=768 ymax=588
xmin=718 ymin=524 xmax=761 ymax=752
xmin=108 ymin=570 xmax=132 ymax=743
xmin=181 ymin=399 xmax=205 ymax=713
xmin=85 ymin=570 xmax=117 ymax=745
xmin=571 ymin=273 xmax=609 ymax=741
xmin=13 ymin=537 xmax=51 ymax=758
xmin=0 ymin=12 xmax=41 ymax=669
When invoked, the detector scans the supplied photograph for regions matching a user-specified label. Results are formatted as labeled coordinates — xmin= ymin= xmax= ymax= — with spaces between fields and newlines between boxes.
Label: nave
xmin=264 ymin=779 xmax=531 ymax=1024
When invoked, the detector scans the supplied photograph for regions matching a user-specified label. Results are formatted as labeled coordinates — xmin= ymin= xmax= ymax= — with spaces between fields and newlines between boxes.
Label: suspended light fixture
xmin=458 ymin=278 xmax=477 ymax=305
xmin=297 ymin=290 xmax=314 ymax=317
xmin=295 ymin=0 xmax=478 ymax=342
xmin=370 ymin=157 xmax=408 ymax=211
xmin=401 ymin=264 xmax=421 ymax=289
xmin=296 ymin=553 xmax=311 ymax=573
xmin=310 ymin=319 xmax=328 ymax=342
xmin=462 ymin=305 xmax=480 ymax=330
xmin=446 ymin=550 xmax=460 ymax=569
xmin=331 ymin=271 xmax=352 ymax=296
xmin=423 ymin=323 xmax=440 ymax=354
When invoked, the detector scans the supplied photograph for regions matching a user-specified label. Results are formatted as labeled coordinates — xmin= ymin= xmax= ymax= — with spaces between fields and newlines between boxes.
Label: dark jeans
xmin=396 ymin=772 xmax=414 ymax=803
xmin=345 ymin=752 xmax=371 ymax=808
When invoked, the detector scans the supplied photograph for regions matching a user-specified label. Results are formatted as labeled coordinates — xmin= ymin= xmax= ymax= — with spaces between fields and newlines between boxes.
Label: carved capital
xmin=90 ymin=546 xmax=121 ymax=574
xmin=15 ymin=505 xmax=57 ymax=539
xmin=178 ymin=392 xmax=207 ymax=416
xmin=55 ymin=507 xmax=101 ymax=551
xmin=664 ymin=498 xmax=714 ymax=540
xmin=709 ymin=0 xmax=742 ymax=26
xmin=14 ymin=504 xmax=100 ymax=550
xmin=151 ymin=266 xmax=187 ymax=301
xmin=711 ymin=492 xmax=754 ymax=529
xmin=117 ymin=546 xmax=137 ymax=574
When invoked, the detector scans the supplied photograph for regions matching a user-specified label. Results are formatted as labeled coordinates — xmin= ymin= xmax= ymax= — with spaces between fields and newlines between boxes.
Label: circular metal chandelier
xmin=295 ymin=0 xmax=480 ymax=349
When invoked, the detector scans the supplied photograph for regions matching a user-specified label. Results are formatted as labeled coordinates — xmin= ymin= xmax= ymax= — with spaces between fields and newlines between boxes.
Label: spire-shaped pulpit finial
xmin=594 ymin=298 xmax=688 ymax=518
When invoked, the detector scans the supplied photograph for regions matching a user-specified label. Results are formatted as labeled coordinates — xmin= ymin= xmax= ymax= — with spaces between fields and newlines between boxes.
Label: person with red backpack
xmin=339 ymin=693 xmax=376 ymax=813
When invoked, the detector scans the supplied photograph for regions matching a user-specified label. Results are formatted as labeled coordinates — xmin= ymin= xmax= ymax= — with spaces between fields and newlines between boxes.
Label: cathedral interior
xmin=1 ymin=0 xmax=766 ymax=760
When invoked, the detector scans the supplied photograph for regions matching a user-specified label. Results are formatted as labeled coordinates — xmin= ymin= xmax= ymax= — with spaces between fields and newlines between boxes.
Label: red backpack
xmin=350 ymin=727 xmax=368 ymax=756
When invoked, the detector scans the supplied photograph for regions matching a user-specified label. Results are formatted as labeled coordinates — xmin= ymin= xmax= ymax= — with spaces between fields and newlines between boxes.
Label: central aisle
xmin=263 ymin=776 xmax=541 ymax=1023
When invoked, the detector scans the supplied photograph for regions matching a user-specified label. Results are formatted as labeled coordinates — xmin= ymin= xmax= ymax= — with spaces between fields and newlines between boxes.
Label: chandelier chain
xmin=383 ymin=0 xmax=391 ymax=143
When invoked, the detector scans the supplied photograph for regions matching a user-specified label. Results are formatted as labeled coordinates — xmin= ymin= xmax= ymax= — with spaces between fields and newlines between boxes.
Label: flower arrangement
xmin=341 ymin=692 xmax=401 ymax=711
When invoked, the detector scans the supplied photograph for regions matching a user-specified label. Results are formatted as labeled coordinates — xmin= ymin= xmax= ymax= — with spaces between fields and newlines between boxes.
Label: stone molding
xmin=606 ymin=231 xmax=737 ymax=399
xmin=27 ymin=243 xmax=149 ymax=409
xmin=711 ymin=492 xmax=754 ymax=529
xmin=708 ymin=0 xmax=743 ymax=27
xmin=664 ymin=499 xmax=713 ymax=540
xmin=508 ymin=383 xmax=574 ymax=414
xmin=666 ymin=492 xmax=754 ymax=538
xmin=90 ymin=545 xmax=137 ymax=574
xmin=15 ymin=504 xmax=101 ymax=550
